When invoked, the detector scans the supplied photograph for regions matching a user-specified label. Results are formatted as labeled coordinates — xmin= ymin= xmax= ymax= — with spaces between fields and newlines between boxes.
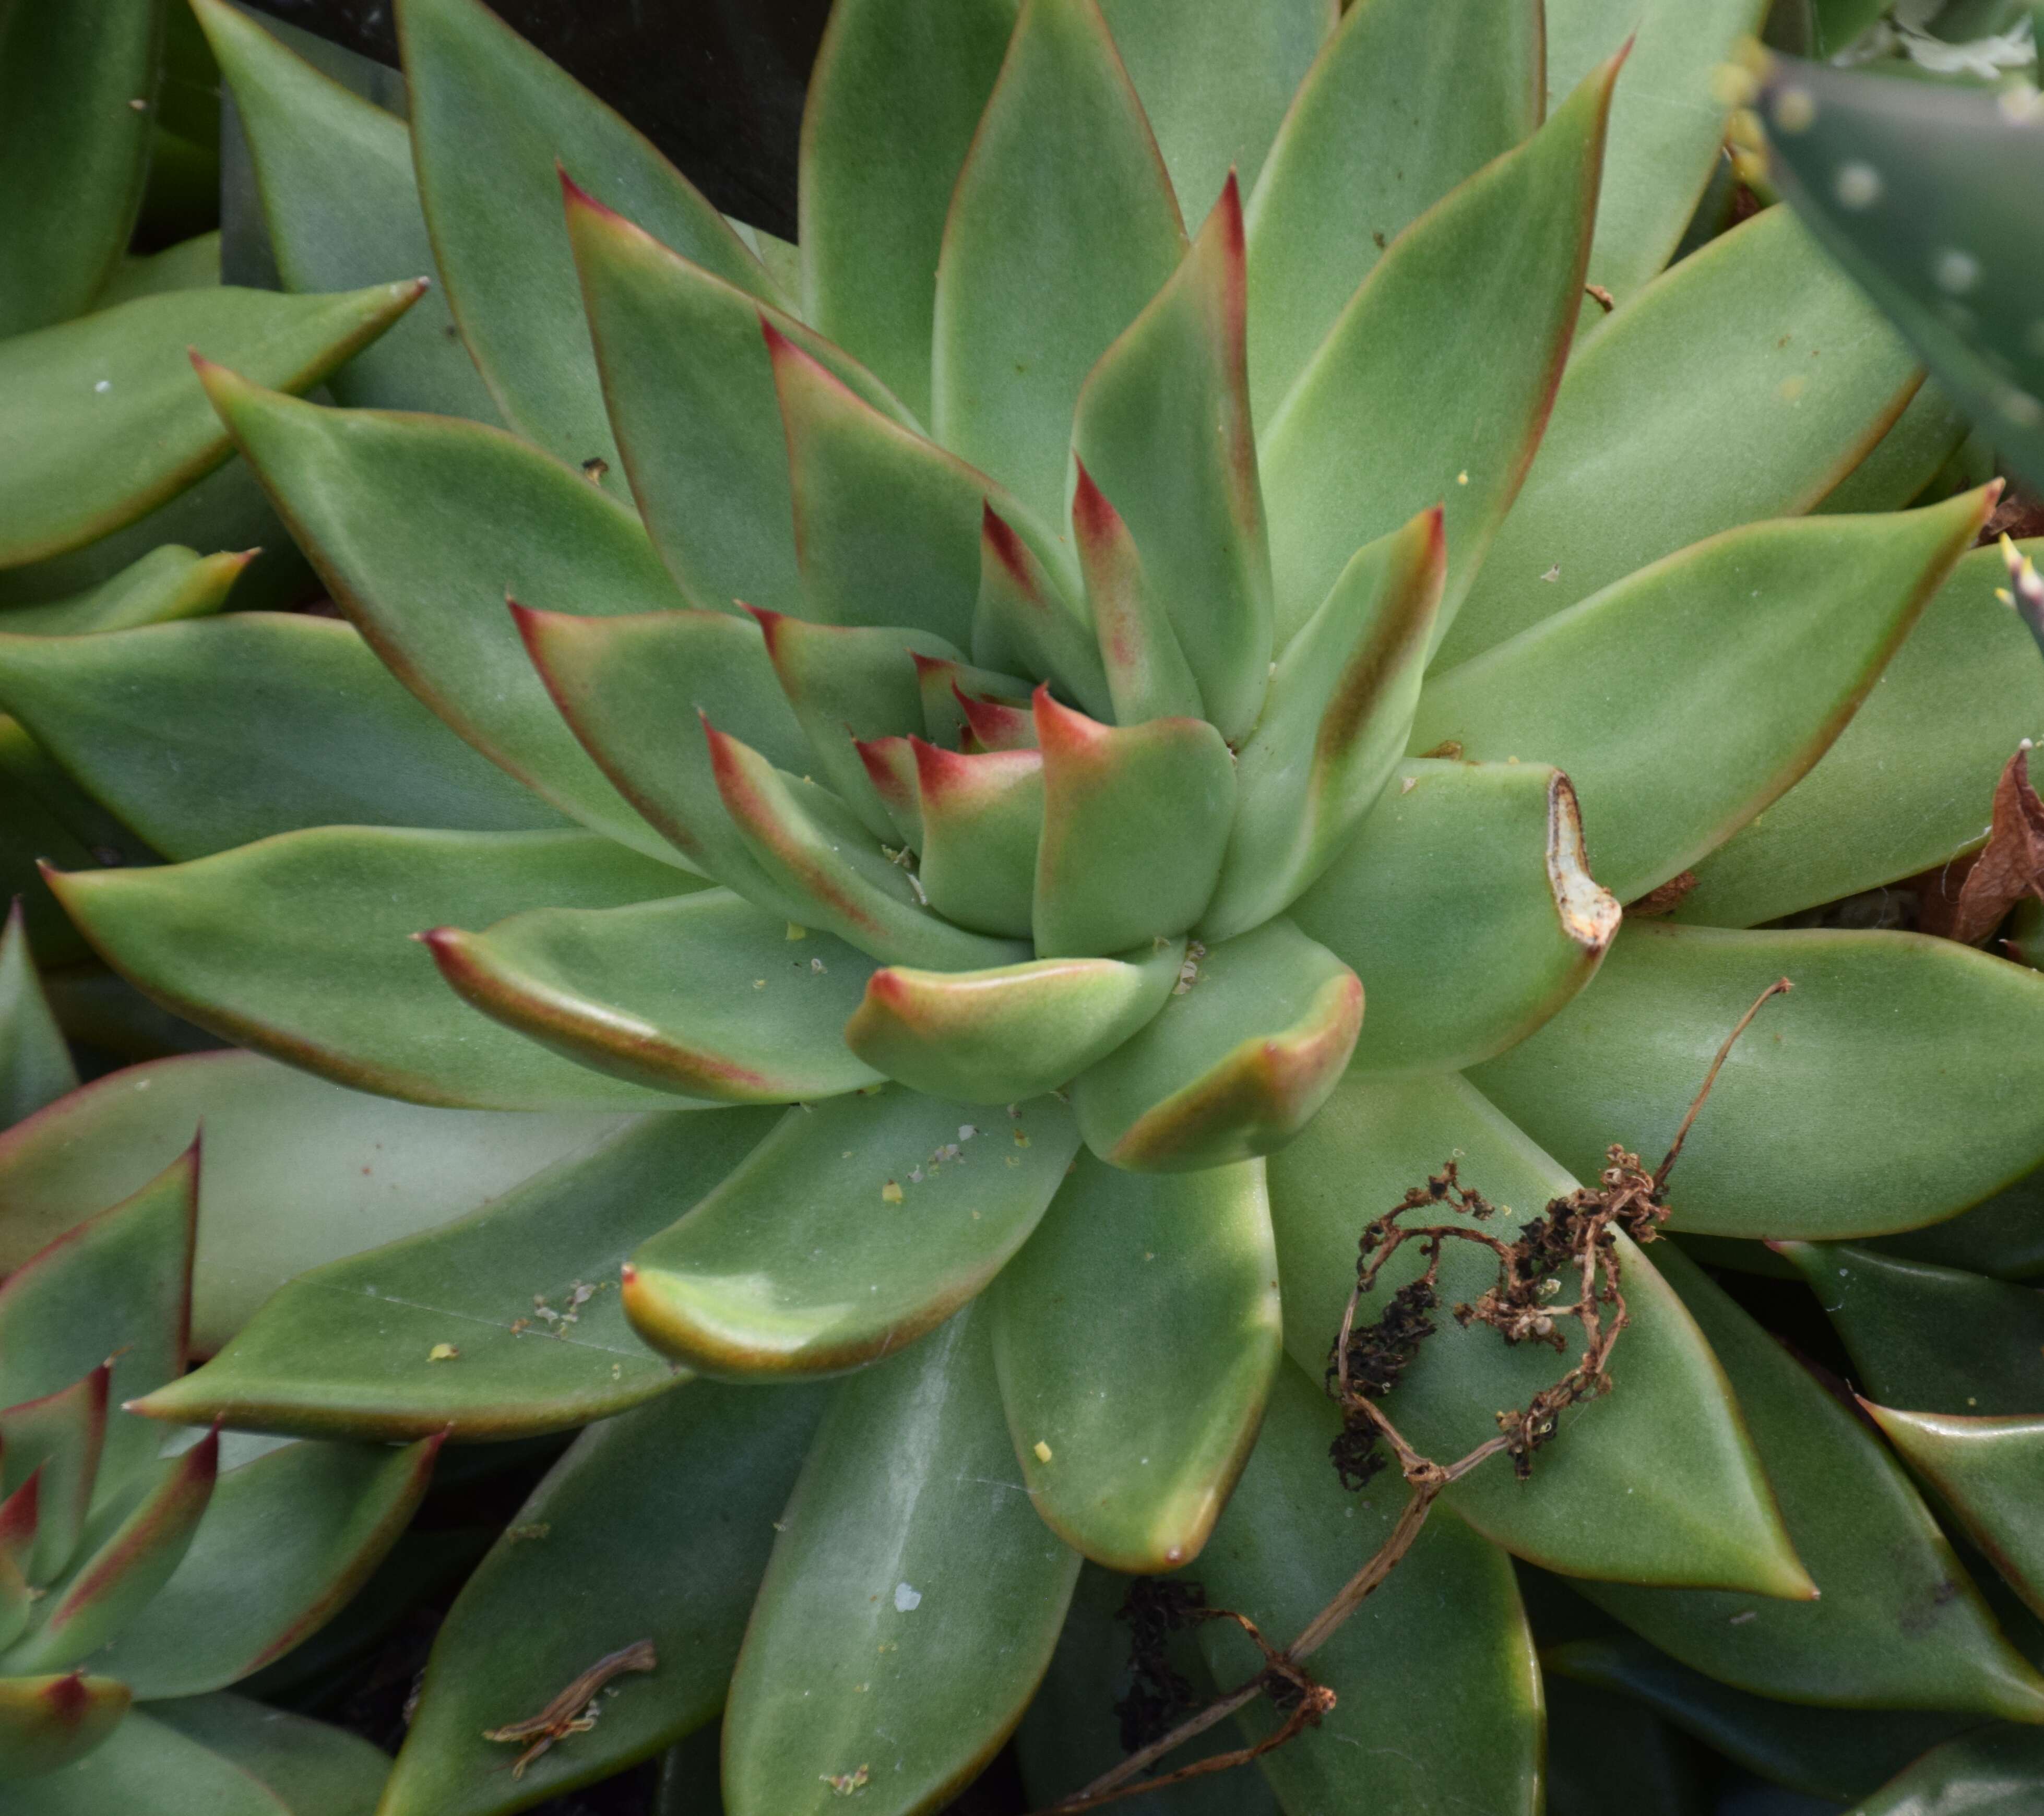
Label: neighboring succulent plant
xmin=10 ymin=0 xmax=2044 ymax=1812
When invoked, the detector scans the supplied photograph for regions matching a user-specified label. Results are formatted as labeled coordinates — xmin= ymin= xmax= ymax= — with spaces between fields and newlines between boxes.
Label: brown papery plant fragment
xmin=1919 ymin=744 xmax=2044 ymax=946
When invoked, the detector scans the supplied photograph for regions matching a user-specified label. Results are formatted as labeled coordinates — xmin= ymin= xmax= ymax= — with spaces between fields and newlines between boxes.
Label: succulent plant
xmin=10 ymin=0 xmax=2044 ymax=1811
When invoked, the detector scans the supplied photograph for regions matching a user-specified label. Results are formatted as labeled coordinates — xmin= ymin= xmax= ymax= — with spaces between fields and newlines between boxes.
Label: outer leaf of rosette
xmin=973 ymin=503 xmax=1115 ymax=723
xmin=622 ymin=1090 xmax=1079 ymax=1378
xmin=748 ymin=608 xmax=963 ymax=842
xmin=396 ymin=0 xmax=776 ymax=475
xmin=1291 ymin=760 xmax=1620 ymax=1073
xmin=932 ymin=0 xmax=1187 ymax=525
xmin=1 ymin=543 xmax=249 ymax=638
xmin=194 ymin=365 xmax=697 ymax=867
xmin=424 ymin=890 xmax=885 ymax=1105
xmin=1073 ymin=173 xmax=1271 ymax=744
xmin=4 ymin=1707 xmax=295 ymax=1812
xmin=844 ymin=942 xmax=1184 ymax=1103
xmin=991 ymin=1150 xmax=1280 ymax=1572
xmin=0 ymin=1370 xmax=110 ymax=1590
xmin=722 ymin=1300 xmax=1082 ymax=1816
xmin=1071 ymin=917 xmax=1362 ymax=1172
xmin=1070 ymin=461 xmax=1204 ymax=727
xmin=706 ymin=720 xmax=1030 ymax=970
xmin=912 ymin=741 xmax=1042 ymax=939
xmin=563 ymin=178 xmax=910 ymax=618
xmin=1834 ymin=1728 xmax=2044 ymax=1816
xmin=1267 ymin=1070 xmax=1810 ymax=1595
xmin=1031 ymin=689 xmax=1236 ymax=958
xmin=141 ymin=1693 xmax=395 ymax=1815
xmin=0 ymin=1674 xmax=132 ymax=1785
xmin=1259 ymin=50 xmax=1620 ymax=648
xmin=854 ymin=736 xmax=924 ymax=848
xmin=1203 ymin=505 xmax=1443 ymax=942
xmin=0 ymin=902 xmax=77 ymax=1130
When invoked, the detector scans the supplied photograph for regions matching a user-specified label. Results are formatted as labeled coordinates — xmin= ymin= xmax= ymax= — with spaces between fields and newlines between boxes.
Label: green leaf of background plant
xmin=0 ymin=544 xmax=247 ymax=638
xmin=143 ymin=1694 xmax=391 ymax=1816
xmin=7 ymin=1705 xmax=288 ymax=1815
xmin=1544 ymin=1674 xmax=1709 ymax=1816
xmin=0 ymin=903 xmax=77 ymax=1130
xmin=1840 ymin=1727 xmax=2044 ymax=1816
xmin=1874 ymin=1169 xmax=2044 ymax=1284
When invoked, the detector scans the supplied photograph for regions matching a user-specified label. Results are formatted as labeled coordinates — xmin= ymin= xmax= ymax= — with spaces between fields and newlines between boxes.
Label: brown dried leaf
xmin=1929 ymin=744 xmax=2044 ymax=946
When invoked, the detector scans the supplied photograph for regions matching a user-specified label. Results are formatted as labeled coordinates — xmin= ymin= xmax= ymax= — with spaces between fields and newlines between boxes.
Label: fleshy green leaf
xmin=1071 ymin=462 xmax=1203 ymax=728
xmin=1840 ymin=1727 xmax=2044 ymax=1816
xmin=916 ymin=652 xmax=1035 ymax=748
xmin=0 ymin=282 xmax=421 ymax=568
xmin=1471 ymin=922 xmax=2044 ymax=1239
xmin=913 ymin=743 xmax=1042 ymax=938
xmin=49 ymin=828 xmax=702 ymax=1111
xmin=1412 ymin=489 xmax=1991 ymax=904
xmin=932 ymin=0 xmax=1187 ymax=523
xmin=1260 ymin=52 xmax=1618 ymax=646
xmin=0 ymin=544 xmax=248 ymax=638
xmin=425 ymin=890 xmax=884 ymax=1104
xmin=1819 ymin=378 xmax=1971 ymax=516
xmin=1291 ymin=760 xmax=1620 ymax=1073
xmin=991 ymin=1151 xmax=1279 ymax=1571
xmin=94 ymin=230 xmax=221 ymax=309
xmin=623 ymin=1090 xmax=1079 ymax=1378
xmin=1072 ymin=918 xmax=1361 ymax=1172
xmin=0 ymin=903 xmax=78 ymax=1130
xmin=1268 ymin=1070 xmax=1809 ymax=1594
xmin=0 ymin=1369 xmax=110 ymax=1587
xmin=1875 ymin=1169 xmax=2044 ymax=1283
xmin=137 ymin=1110 xmax=774 ymax=1442
xmin=1441 ymin=204 xmax=1924 ymax=667
xmin=722 ymin=1302 xmax=1081 ymax=1816
xmin=0 ymin=615 xmax=569 ymax=861
xmin=1544 ymin=1674 xmax=1708 ymax=1816
xmin=1203 ymin=508 xmax=1443 ymax=941
xmin=5 ymin=1706 xmax=290 ymax=1813
xmin=973 ymin=503 xmax=1114 ymax=721
xmin=143 ymin=1694 xmax=391 ymax=1816
xmin=0 ymin=1674 xmax=130 ymax=1786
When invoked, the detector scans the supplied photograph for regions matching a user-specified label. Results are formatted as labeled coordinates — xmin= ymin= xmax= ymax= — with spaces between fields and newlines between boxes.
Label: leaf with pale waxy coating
xmin=1 ymin=282 xmax=421 ymax=569
xmin=197 ymin=368 xmax=694 ymax=864
xmin=0 ymin=1674 xmax=130 ymax=1785
xmin=1071 ymin=463 xmax=1204 ymax=728
xmin=856 ymin=735 xmax=924 ymax=848
xmin=143 ymin=1693 xmax=393 ymax=1816
xmin=426 ymin=890 xmax=885 ymax=1104
xmin=1840 ymin=1727 xmax=2044 ymax=1816
xmin=1243 ymin=0 xmax=1539 ymax=424
xmin=932 ymin=0 xmax=1187 ymax=523
xmin=844 ymin=943 xmax=1184 ymax=1103
xmin=0 ymin=904 xmax=77 ymax=1130
xmin=1072 ymin=918 xmax=1362 ymax=1172
xmin=1268 ymin=1070 xmax=1809 ymax=1594
xmin=1440 ymin=205 xmax=1924 ymax=668
xmin=972 ymin=504 xmax=1113 ymax=722
xmin=1 ymin=1369 xmax=110 ymax=1589
xmin=1204 ymin=507 xmax=1442 ymax=942
xmin=7 ymin=1706 xmax=291 ymax=1813
xmin=1680 ymin=542 xmax=2044 ymax=927
xmin=1580 ymin=1240 xmax=2044 ymax=1721
xmin=1204 ymin=1372 xmax=1543 ymax=1816
xmin=0 ymin=1050 xmax=644 ymax=1350
xmin=1261 ymin=53 xmax=1618 ymax=647
xmin=1875 ymin=1168 xmax=2044 ymax=1283
xmin=916 ymin=652 xmax=1035 ymax=750
xmin=991 ymin=1151 xmax=1279 ymax=1571
xmin=0 ymin=615 xmax=568 ymax=862
xmin=1413 ymin=489 xmax=1990 ymax=904
xmin=138 ymin=1110 xmax=776 ymax=1442
xmin=623 ymin=1090 xmax=1079 ymax=1377
xmin=913 ymin=742 xmax=1042 ymax=938
xmin=0 ymin=544 xmax=247 ymax=638
xmin=722 ymin=1303 xmax=1080 ymax=1816
xmin=397 ymin=0 xmax=771 ymax=472
xmin=49 ymin=828 xmax=700 ymax=1112
xmin=1291 ymin=760 xmax=1620 ymax=1073
xmin=1820 ymin=379 xmax=1970 ymax=516
xmin=1472 ymin=922 xmax=2044 ymax=1239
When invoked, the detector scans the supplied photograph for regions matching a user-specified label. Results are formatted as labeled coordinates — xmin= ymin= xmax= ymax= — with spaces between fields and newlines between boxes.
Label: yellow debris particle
xmin=1778 ymin=375 xmax=1807 ymax=402
xmin=1033 ymin=1440 xmax=1053 ymax=1463
xmin=507 ymin=1523 xmax=551 ymax=1542
xmin=822 ymin=1765 xmax=870 ymax=1796
xmin=1005 ymin=1154 xmax=1020 ymax=1167
xmin=1455 ymin=470 xmax=1469 ymax=486
xmin=753 ymin=978 xmax=766 ymax=989
xmin=428 ymin=1343 xmax=460 ymax=1361
xmin=881 ymin=1180 xmax=904 ymax=1204
xmin=786 ymin=923 xmax=807 ymax=941
xmin=1013 ymin=1127 xmax=1030 ymax=1148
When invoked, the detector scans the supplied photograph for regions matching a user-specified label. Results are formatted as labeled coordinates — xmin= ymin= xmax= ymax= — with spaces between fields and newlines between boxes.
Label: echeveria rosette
xmin=7 ymin=0 xmax=2044 ymax=1810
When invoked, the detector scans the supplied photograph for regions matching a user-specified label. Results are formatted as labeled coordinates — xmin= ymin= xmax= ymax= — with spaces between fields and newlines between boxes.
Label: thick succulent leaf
xmin=397 ymin=0 xmax=771 ymax=470
xmin=137 ymin=1110 xmax=774 ymax=1442
xmin=846 ymin=944 xmax=1183 ymax=1103
xmin=0 ymin=282 xmax=420 ymax=568
xmin=0 ymin=0 xmax=161 ymax=336
xmin=1579 ymin=1240 xmax=2044 ymax=1721
xmin=857 ymin=737 xmax=924 ymax=847
xmin=1243 ymin=0 xmax=1541 ymax=424
xmin=1876 ymin=1170 xmax=2044 ymax=1284
xmin=1472 ymin=922 xmax=2044 ymax=1239
xmin=932 ymin=0 xmax=1187 ymax=523
xmin=991 ymin=1151 xmax=1280 ymax=1572
xmin=0 ymin=903 xmax=78 ymax=1129
xmin=1269 ymin=1070 xmax=1807 ymax=1593
xmin=913 ymin=743 xmax=1042 ymax=938
xmin=192 ymin=0 xmax=497 ymax=420
xmin=722 ymin=1302 xmax=1081 ymax=1816
xmin=1072 ymin=176 xmax=1270 ymax=744
xmin=1819 ymin=378 xmax=1970 ymax=516
xmin=1072 ymin=918 xmax=1361 ymax=1172
xmin=798 ymin=0 xmax=1018 ymax=418
xmin=563 ymin=186 xmax=913 ymax=618
xmin=0 ymin=545 xmax=247 ymax=638
xmin=87 ymin=1436 xmax=437 ymax=1696
xmin=385 ymin=1382 xmax=824 ymax=1816
xmin=917 ymin=653 xmax=1035 ymax=749
xmin=1196 ymin=1367 xmax=1542 ymax=1816
xmin=1032 ymin=691 xmax=1235 ymax=958
xmin=0 ymin=1049 xmax=643 ymax=1348
xmin=972 ymin=504 xmax=1114 ymax=721
xmin=427 ymin=890 xmax=883 ymax=1104
xmin=144 ymin=1693 xmax=391 ymax=1816
xmin=0 ymin=716 xmax=139 ymax=970
xmin=8 ymin=1704 xmax=295 ymax=1813
xmin=1412 ymin=489 xmax=1990 ymax=904
xmin=49 ymin=828 xmax=700 ymax=1111
xmin=623 ymin=1090 xmax=1079 ymax=1377
xmin=1204 ymin=508 xmax=1443 ymax=941
xmin=1544 ymin=1675 xmax=1708 ymax=1816
xmin=1440 ymin=205 xmax=1924 ymax=667
xmin=0 ymin=615 xmax=569 ymax=861
xmin=1291 ymin=760 xmax=1620 ymax=1073
xmin=198 ymin=369 xmax=695 ymax=862
xmin=0 ymin=1370 xmax=110 ymax=1587
xmin=1545 ymin=0 xmax=1767 ymax=316
xmin=1841 ymin=1728 xmax=2044 ymax=1816
xmin=95 ymin=230 xmax=222 ymax=309
xmin=1680 ymin=542 xmax=2044 ymax=927
xmin=1071 ymin=464 xmax=1204 ymax=727
xmin=1260 ymin=54 xmax=1617 ymax=647
xmin=1780 ymin=1244 xmax=2044 ymax=1417
xmin=0 ymin=1674 xmax=130 ymax=1785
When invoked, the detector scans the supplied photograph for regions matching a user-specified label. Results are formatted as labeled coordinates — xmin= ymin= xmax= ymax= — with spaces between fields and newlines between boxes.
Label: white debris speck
xmin=894 ymin=1582 xmax=922 ymax=1612
xmin=93 ymin=379 xmax=111 ymax=393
